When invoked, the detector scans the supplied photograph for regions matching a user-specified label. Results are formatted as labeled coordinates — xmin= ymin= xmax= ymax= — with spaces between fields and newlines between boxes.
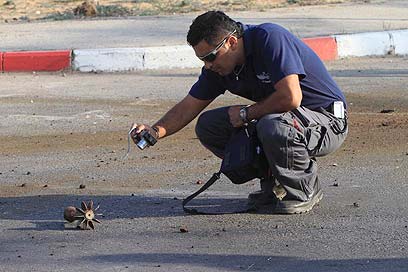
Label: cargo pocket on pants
xmin=305 ymin=125 xmax=327 ymax=157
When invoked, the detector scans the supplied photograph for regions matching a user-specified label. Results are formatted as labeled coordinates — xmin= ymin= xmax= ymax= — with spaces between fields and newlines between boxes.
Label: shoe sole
xmin=273 ymin=190 xmax=323 ymax=214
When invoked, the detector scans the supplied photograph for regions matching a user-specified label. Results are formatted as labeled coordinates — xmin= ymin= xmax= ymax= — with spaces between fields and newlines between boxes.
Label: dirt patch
xmin=0 ymin=0 xmax=351 ymax=22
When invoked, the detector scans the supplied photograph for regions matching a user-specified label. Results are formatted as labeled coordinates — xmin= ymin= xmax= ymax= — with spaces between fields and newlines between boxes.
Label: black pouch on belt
xmin=220 ymin=126 xmax=267 ymax=184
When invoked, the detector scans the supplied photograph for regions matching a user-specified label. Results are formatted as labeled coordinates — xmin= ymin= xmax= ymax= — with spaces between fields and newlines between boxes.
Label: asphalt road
xmin=0 ymin=56 xmax=408 ymax=271
xmin=1 ymin=0 xmax=408 ymax=51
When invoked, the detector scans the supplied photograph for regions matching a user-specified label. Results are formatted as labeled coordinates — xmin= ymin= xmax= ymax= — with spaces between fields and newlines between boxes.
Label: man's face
xmin=193 ymin=33 xmax=237 ymax=76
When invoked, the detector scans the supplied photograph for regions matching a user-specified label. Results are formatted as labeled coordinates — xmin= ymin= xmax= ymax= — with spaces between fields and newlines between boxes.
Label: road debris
xmin=64 ymin=200 xmax=102 ymax=230
xmin=179 ymin=226 xmax=188 ymax=233
xmin=380 ymin=109 xmax=395 ymax=113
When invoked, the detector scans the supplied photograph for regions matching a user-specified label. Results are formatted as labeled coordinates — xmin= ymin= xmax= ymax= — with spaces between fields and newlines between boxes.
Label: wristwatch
xmin=239 ymin=106 xmax=249 ymax=124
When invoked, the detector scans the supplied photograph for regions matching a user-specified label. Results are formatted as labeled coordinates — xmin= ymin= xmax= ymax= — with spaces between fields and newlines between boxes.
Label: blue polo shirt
xmin=189 ymin=23 xmax=346 ymax=111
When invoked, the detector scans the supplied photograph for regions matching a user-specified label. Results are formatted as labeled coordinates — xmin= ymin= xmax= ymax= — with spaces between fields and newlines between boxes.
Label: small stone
xmin=43 ymin=184 xmax=48 ymax=188
xmin=79 ymin=184 xmax=86 ymax=189
xmin=331 ymin=163 xmax=338 ymax=167
xmin=380 ymin=109 xmax=395 ymax=113
xmin=196 ymin=180 xmax=203 ymax=185
xmin=26 ymin=171 xmax=31 ymax=175
xmin=179 ymin=227 xmax=188 ymax=233
xmin=333 ymin=183 xmax=339 ymax=187
xmin=20 ymin=183 xmax=26 ymax=187
xmin=353 ymin=202 xmax=360 ymax=207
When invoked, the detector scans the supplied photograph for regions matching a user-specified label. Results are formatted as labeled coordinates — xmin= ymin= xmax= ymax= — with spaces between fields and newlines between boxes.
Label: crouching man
xmin=131 ymin=11 xmax=348 ymax=214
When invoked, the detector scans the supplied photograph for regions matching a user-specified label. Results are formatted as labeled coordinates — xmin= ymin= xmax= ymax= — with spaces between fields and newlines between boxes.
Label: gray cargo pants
xmin=195 ymin=106 xmax=348 ymax=201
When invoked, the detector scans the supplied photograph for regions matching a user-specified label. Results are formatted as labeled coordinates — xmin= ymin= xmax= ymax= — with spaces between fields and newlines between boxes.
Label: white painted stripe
xmin=143 ymin=46 xmax=202 ymax=70
xmin=390 ymin=29 xmax=408 ymax=55
xmin=73 ymin=48 xmax=145 ymax=72
xmin=335 ymin=31 xmax=392 ymax=58
xmin=73 ymin=45 xmax=202 ymax=72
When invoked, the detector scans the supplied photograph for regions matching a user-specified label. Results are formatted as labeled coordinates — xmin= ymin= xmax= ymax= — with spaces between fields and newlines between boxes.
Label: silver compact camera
xmin=133 ymin=129 xmax=157 ymax=150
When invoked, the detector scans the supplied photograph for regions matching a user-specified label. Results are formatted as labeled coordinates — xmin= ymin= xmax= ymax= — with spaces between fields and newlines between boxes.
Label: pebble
xmin=79 ymin=184 xmax=86 ymax=189
xmin=380 ymin=109 xmax=395 ymax=113
xmin=179 ymin=227 xmax=188 ymax=233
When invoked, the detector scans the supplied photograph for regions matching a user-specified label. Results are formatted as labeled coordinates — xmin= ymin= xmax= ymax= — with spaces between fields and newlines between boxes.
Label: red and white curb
xmin=1 ymin=29 xmax=407 ymax=73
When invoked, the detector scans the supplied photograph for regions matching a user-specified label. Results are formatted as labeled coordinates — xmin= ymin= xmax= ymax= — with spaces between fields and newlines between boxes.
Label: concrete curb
xmin=72 ymin=46 xmax=202 ymax=72
xmin=336 ymin=29 xmax=408 ymax=57
xmin=1 ymin=51 xmax=71 ymax=72
xmin=1 ymin=29 xmax=407 ymax=73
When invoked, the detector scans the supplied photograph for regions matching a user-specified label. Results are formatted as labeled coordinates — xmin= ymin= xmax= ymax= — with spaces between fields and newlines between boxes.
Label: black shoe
xmin=247 ymin=179 xmax=278 ymax=208
xmin=273 ymin=179 xmax=323 ymax=214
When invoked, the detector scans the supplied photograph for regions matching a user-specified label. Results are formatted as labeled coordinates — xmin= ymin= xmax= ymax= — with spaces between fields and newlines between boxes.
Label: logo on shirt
xmin=256 ymin=72 xmax=271 ymax=83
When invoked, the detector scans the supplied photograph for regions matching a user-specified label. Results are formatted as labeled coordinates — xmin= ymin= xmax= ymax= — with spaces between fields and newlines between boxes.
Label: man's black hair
xmin=187 ymin=11 xmax=243 ymax=47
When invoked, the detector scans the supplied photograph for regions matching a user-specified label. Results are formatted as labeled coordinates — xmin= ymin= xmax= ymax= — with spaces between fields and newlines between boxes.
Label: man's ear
xmin=228 ymin=35 xmax=239 ymax=50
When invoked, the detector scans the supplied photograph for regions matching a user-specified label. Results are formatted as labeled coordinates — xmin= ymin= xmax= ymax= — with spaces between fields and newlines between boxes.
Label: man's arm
xmin=153 ymin=94 xmax=212 ymax=138
xmin=131 ymin=94 xmax=212 ymax=141
xmin=229 ymin=74 xmax=302 ymax=127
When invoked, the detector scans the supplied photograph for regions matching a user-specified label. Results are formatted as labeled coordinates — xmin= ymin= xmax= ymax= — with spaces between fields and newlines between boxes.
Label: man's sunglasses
xmin=198 ymin=29 xmax=237 ymax=62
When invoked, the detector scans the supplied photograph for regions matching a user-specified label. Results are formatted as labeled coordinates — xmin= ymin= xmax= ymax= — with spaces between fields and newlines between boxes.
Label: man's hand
xmin=129 ymin=123 xmax=158 ymax=145
xmin=228 ymin=105 xmax=246 ymax=128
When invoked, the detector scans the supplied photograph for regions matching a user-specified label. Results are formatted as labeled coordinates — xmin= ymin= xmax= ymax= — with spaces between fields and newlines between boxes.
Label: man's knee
xmin=256 ymin=114 xmax=291 ymax=146
xmin=195 ymin=111 xmax=209 ymax=140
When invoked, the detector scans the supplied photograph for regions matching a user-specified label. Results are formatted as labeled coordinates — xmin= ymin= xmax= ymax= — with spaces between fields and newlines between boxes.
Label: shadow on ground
xmin=82 ymin=252 xmax=408 ymax=272
xmin=0 ymin=194 xmax=255 ymax=230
